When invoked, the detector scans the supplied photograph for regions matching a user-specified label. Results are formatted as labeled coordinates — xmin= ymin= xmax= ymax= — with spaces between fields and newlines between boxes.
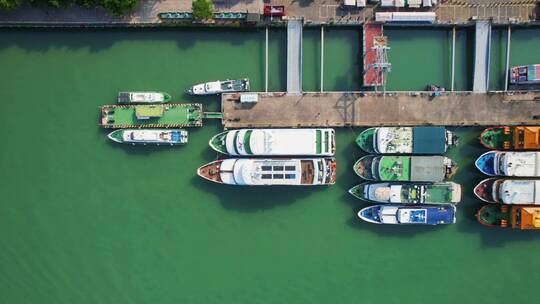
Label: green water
xmin=1 ymin=28 xmax=540 ymax=304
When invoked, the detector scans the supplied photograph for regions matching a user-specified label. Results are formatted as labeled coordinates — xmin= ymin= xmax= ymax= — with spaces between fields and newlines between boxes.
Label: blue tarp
xmin=412 ymin=127 xmax=446 ymax=154
xmin=425 ymin=206 xmax=455 ymax=225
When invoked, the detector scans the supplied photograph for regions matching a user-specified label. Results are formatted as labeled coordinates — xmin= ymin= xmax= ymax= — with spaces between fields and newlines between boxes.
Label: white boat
xmin=209 ymin=128 xmax=335 ymax=156
xmin=197 ymin=158 xmax=336 ymax=186
xmin=474 ymin=178 xmax=540 ymax=205
xmin=475 ymin=151 xmax=540 ymax=177
xmin=357 ymin=204 xmax=456 ymax=225
xmin=117 ymin=91 xmax=171 ymax=103
xmin=107 ymin=129 xmax=188 ymax=145
xmin=186 ymin=78 xmax=250 ymax=95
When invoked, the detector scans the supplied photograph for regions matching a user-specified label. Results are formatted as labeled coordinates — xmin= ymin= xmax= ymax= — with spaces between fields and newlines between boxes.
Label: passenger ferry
xmin=349 ymin=182 xmax=461 ymax=205
xmin=479 ymin=126 xmax=540 ymax=150
xmin=475 ymin=151 xmax=540 ymax=177
xmin=186 ymin=79 xmax=250 ymax=95
xmin=117 ymin=91 xmax=171 ymax=104
xmin=474 ymin=178 xmax=540 ymax=205
xmin=356 ymin=127 xmax=457 ymax=154
xmin=358 ymin=204 xmax=456 ymax=225
xmin=477 ymin=204 xmax=540 ymax=229
xmin=197 ymin=158 xmax=336 ymax=186
xmin=354 ymin=155 xmax=457 ymax=182
xmin=107 ymin=129 xmax=188 ymax=145
xmin=209 ymin=128 xmax=335 ymax=156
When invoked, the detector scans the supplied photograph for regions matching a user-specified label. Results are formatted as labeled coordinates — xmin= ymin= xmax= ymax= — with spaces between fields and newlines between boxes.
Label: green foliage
xmin=192 ymin=0 xmax=213 ymax=20
xmin=0 ymin=0 xmax=22 ymax=10
xmin=100 ymin=0 xmax=138 ymax=15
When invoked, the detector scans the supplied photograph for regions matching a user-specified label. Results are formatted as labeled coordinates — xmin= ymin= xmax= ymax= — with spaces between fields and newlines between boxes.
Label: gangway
xmin=287 ymin=19 xmax=303 ymax=95
xmin=473 ymin=20 xmax=491 ymax=93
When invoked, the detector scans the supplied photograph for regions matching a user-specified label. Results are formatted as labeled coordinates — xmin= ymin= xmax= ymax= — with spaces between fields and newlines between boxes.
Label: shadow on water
xmin=0 ymin=27 xmax=266 ymax=53
xmin=190 ymin=174 xmax=323 ymax=212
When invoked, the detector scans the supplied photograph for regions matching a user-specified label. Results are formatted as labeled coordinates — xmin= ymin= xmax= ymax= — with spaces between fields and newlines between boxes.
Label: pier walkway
xmin=222 ymin=91 xmax=540 ymax=128
xmin=287 ymin=19 xmax=303 ymax=95
xmin=473 ymin=20 xmax=492 ymax=93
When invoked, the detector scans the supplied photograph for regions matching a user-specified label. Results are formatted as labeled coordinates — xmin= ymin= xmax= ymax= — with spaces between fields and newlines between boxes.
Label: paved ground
xmin=0 ymin=0 xmax=263 ymax=24
xmin=222 ymin=91 xmax=540 ymax=128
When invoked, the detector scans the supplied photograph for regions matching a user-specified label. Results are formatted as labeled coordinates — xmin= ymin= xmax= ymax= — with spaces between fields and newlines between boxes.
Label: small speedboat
xmin=475 ymin=151 xmax=540 ymax=177
xmin=186 ymin=78 xmax=250 ymax=95
xmin=117 ymin=91 xmax=171 ymax=103
xmin=107 ymin=129 xmax=188 ymax=145
xmin=357 ymin=204 xmax=456 ymax=225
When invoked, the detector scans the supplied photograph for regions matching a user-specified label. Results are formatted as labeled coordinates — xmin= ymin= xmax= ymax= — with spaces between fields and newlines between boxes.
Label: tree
xmin=99 ymin=0 xmax=138 ymax=15
xmin=0 ymin=0 xmax=22 ymax=10
xmin=192 ymin=0 xmax=213 ymax=21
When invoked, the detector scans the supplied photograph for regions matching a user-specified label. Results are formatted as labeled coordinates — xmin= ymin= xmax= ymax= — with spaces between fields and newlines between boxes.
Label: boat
xmin=475 ymin=151 xmax=540 ymax=177
xmin=476 ymin=204 xmax=540 ymax=229
xmin=186 ymin=79 xmax=250 ymax=95
xmin=209 ymin=128 xmax=335 ymax=156
xmin=355 ymin=127 xmax=457 ymax=154
xmin=474 ymin=178 xmax=540 ymax=205
xmin=349 ymin=182 xmax=461 ymax=205
xmin=353 ymin=155 xmax=457 ymax=182
xmin=100 ymin=103 xmax=203 ymax=128
xmin=117 ymin=91 xmax=171 ymax=104
xmin=197 ymin=158 xmax=336 ymax=186
xmin=107 ymin=129 xmax=188 ymax=145
xmin=509 ymin=64 xmax=540 ymax=90
xmin=479 ymin=126 xmax=540 ymax=150
xmin=357 ymin=204 xmax=456 ymax=225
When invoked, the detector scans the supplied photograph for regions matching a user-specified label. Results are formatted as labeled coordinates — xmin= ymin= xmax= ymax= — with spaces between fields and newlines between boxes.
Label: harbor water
xmin=1 ymin=27 xmax=540 ymax=304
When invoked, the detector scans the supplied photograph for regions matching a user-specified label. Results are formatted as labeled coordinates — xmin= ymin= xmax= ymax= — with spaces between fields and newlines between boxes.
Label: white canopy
xmin=499 ymin=180 xmax=540 ymax=204
xmin=500 ymin=152 xmax=540 ymax=177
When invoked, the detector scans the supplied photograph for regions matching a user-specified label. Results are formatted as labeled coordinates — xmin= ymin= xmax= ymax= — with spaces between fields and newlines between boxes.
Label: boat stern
xmin=449 ymin=182 xmax=462 ymax=204
xmin=355 ymin=128 xmax=377 ymax=153
xmin=324 ymin=158 xmax=337 ymax=185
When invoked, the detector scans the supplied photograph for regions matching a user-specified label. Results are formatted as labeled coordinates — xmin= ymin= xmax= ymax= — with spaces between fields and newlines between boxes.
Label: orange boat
xmin=480 ymin=126 xmax=540 ymax=150
xmin=476 ymin=204 xmax=540 ymax=229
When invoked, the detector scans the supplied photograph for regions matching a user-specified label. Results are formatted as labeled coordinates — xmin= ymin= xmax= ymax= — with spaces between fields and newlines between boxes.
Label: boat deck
xmin=221 ymin=91 xmax=540 ymax=128
xmin=363 ymin=23 xmax=384 ymax=87
xmin=101 ymin=103 xmax=203 ymax=128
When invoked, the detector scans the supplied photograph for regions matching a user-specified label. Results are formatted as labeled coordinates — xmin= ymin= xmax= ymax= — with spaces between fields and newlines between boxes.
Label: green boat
xmin=101 ymin=103 xmax=203 ymax=128
xmin=353 ymin=155 xmax=457 ymax=182
xmin=349 ymin=182 xmax=462 ymax=205
xmin=355 ymin=127 xmax=457 ymax=154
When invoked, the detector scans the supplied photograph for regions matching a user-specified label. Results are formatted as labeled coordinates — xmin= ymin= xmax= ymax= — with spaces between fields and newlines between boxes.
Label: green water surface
xmin=1 ymin=28 xmax=540 ymax=304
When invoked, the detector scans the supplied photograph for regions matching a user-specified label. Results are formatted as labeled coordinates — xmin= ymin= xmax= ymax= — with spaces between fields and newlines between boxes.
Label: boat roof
xmin=500 ymin=180 xmax=540 ymax=204
xmin=517 ymin=207 xmax=540 ymax=229
xmin=130 ymin=92 xmax=165 ymax=102
xmin=410 ymin=156 xmax=446 ymax=181
xmin=230 ymin=129 xmax=323 ymax=155
xmin=412 ymin=127 xmax=447 ymax=154
xmin=206 ymin=81 xmax=221 ymax=92
xmin=397 ymin=208 xmax=427 ymax=224
xmin=501 ymin=152 xmax=540 ymax=176
xmin=379 ymin=206 xmax=399 ymax=224
xmin=224 ymin=159 xmax=317 ymax=185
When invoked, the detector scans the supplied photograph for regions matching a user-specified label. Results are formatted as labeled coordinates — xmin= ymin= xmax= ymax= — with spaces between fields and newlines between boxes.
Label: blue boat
xmin=475 ymin=151 xmax=540 ymax=177
xmin=475 ymin=151 xmax=497 ymax=176
xmin=357 ymin=204 xmax=456 ymax=225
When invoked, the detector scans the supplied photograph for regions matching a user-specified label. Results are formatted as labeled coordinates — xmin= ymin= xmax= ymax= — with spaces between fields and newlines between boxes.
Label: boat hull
xmin=480 ymin=126 xmax=540 ymax=150
xmin=350 ymin=182 xmax=461 ymax=205
xmin=186 ymin=79 xmax=250 ymax=95
xmin=117 ymin=91 xmax=171 ymax=104
xmin=107 ymin=129 xmax=188 ymax=145
xmin=475 ymin=204 xmax=540 ymax=229
xmin=358 ymin=204 xmax=456 ymax=225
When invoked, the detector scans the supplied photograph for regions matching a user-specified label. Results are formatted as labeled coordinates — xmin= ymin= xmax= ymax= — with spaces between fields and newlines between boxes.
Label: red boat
xmin=263 ymin=5 xmax=285 ymax=17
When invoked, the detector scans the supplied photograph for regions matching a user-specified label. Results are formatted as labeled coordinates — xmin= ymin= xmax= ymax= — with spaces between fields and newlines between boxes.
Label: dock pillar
xmin=451 ymin=26 xmax=456 ymax=91
xmin=265 ymin=26 xmax=269 ymax=93
xmin=320 ymin=26 xmax=324 ymax=92
xmin=504 ymin=26 xmax=511 ymax=92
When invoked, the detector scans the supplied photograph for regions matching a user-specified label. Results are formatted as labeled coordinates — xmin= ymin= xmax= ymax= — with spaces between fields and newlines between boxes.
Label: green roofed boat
xmin=353 ymin=155 xmax=457 ymax=182
xmin=349 ymin=182 xmax=462 ymax=205
xmin=355 ymin=127 xmax=457 ymax=154
xmin=100 ymin=103 xmax=203 ymax=128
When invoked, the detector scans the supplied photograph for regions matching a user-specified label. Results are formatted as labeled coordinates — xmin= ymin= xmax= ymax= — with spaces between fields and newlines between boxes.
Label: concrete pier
xmin=222 ymin=91 xmax=540 ymax=129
